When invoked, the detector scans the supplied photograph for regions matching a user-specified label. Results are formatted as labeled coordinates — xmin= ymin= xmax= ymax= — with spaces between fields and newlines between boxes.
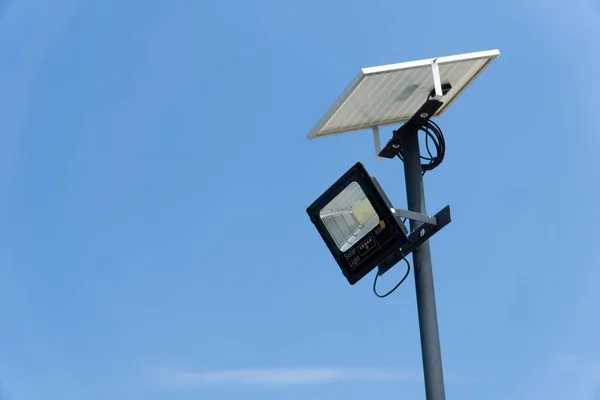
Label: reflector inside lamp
xmin=319 ymin=182 xmax=380 ymax=252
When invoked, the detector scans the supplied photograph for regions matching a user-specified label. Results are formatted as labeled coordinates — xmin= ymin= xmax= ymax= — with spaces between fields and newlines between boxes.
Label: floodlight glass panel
xmin=308 ymin=49 xmax=500 ymax=139
xmin=319 ymin=181 xmax=380 ymax=252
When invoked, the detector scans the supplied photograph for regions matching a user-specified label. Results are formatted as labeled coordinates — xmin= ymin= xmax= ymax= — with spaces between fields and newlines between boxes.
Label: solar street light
xmin=305 ymin=49 xmax=500 ymax=400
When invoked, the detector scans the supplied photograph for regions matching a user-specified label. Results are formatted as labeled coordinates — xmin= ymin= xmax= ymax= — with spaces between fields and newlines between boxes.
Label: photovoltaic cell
xmin=308 ymin=49 xmax=500 ymax=139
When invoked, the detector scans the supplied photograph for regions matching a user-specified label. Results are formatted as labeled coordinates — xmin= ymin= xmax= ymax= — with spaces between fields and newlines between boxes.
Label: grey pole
xmin=401 ymin=128 xmax=446 ymax=400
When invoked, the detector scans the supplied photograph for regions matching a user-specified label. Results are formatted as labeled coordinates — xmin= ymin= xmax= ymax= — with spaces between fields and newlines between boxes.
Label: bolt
xmin=419 ymin=229 xmax=425 ymax=237
xmin=420 ymin=112 xmax=429 ymax=118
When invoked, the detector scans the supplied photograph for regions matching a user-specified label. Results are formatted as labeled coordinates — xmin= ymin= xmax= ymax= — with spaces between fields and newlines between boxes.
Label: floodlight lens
xmin=319 ymin=182 xmax=380 ymax=252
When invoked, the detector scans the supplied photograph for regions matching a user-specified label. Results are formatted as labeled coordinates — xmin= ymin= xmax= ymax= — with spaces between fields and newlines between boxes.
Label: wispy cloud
xmin=151 ymin=366 xmax=420 ymax=388
xmin=556 ymin=354 xmax=600 ymax=399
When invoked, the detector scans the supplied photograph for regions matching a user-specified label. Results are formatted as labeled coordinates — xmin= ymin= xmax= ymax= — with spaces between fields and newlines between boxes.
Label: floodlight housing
xmin=306 ymin=162 xmax=408 ymax=285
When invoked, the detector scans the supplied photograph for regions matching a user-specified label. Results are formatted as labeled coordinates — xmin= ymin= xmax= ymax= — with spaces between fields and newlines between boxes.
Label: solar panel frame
xmin=308 ymin=49 xmax=500 ymax=139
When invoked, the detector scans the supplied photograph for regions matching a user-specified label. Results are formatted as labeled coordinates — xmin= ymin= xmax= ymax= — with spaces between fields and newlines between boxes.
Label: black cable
xmin=373 ymin=256 xmax=411 ymax=298
xmin=395 ymin=119 xmax=445 ymax=174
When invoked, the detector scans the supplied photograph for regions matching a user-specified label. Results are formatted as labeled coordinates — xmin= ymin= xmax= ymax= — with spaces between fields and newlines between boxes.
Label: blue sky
xmin=0 ymin=1 xmax=599 ymax=399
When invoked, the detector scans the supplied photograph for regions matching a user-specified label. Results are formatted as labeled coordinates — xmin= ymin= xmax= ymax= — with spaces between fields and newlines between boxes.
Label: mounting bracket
xmin=378 ymin=81 xmax=452 ymax=160
xmin=391 ymin=208 xmax=437 ymax=226
xmin=378 ymin=99 xmax=442 ymax=159
xmin=372 ymin=126 xmax=384 ymax=160
xmin=377 ymin=205 xmax=452 ymax=276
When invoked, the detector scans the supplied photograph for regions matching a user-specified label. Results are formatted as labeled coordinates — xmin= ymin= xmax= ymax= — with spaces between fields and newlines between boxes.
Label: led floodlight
xmin=307 ymin=162 xmax=408 ymax=285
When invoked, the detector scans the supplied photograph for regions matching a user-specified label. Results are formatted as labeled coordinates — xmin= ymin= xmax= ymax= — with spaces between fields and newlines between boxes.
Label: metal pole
xmin=401 ymin=128 xmax=446 ymax=400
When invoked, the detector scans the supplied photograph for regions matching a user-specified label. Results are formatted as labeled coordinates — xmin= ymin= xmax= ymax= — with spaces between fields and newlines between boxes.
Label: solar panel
xmin=308 ymin=49 xmax=500 ymax=140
